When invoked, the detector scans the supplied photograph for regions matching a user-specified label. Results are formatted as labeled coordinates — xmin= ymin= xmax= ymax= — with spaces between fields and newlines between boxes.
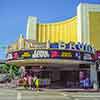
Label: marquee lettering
xmin=61 ymin=52 xmax=72 ymax=57
xmin=59 ymin=42 xmax=66 ymax=49
xmin=22 ymin=52 xmax=31 ymax=57
xmin=13 ymin=52 xmax=19 ymax=59
xmin=32 ymin=50 xmax=50 ymax=58
xmin=83 ymin=53 xmax=92 ymax=60
xmin=51 ymin=51 xmax=59 ymax=58
xmin=7 ymin=53 xmax=13 ymax=60
xmin=75 ymin=52 xmax=81 ymax=59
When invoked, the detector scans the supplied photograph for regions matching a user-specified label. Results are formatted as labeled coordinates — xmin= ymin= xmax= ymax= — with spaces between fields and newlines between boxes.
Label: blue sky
xmin=0 ymin=0 xmax=100 ymax=59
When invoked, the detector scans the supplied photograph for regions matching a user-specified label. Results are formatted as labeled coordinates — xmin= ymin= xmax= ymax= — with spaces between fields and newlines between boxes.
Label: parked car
xmin=0 ymin=74 xmax=11 ymax=83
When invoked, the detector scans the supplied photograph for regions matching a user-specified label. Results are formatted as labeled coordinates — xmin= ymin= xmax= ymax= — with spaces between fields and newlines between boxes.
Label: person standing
xmin=84 ymin=77 xmax=90 ymax=89
xmin=35 ymin=77 xmax=39 ymax=91
xmin=27 ymin=74 xmax=32 ymax=89
xmin=32 ymin=75 xmax=37 ymax=90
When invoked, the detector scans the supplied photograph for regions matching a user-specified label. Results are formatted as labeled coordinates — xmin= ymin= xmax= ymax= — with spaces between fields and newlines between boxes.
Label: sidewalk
xmin=16 ymin=86 xmax=100 ymax=92
xmin=0 ymin=83 xmax=99 ymax=92
xmin=40 ymin=88 xmax=100 ymax=92
xmin=0 ymin=82 xmax=16 ymax=88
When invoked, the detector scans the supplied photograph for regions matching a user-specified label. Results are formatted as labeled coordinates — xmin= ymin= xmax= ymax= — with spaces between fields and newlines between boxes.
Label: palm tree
xmin=9 ymin=64 xmax=20 ymax=79
xmin=0 ymin=63 xmax=10 ymax=73
xmin=0 ymin=63 xmax=20 ymax=79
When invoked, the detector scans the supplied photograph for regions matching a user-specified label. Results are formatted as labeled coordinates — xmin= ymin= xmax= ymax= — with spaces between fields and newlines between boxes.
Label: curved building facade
xmin=37 ymin=16 xmax=77 ymax=43
xmin=6 ymin=3 xmax=100 ymax=88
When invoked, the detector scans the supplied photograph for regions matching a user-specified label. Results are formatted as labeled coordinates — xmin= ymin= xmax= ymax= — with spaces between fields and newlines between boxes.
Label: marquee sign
xmin=49 ymin=42 xmax=95 ymax=54
xmin=6 ymin=49 xmax=95 ymax=62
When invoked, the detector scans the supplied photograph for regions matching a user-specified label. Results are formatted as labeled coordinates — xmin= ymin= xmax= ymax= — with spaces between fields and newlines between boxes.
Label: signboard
xmin=32 ymin=50 xmax=50 ymax=58
xmin=6 ymin=53 xmax=13 ymax=60
xmin=50 ymin=42 xmax=95 ymax=54
xmin=21 ymin=52 xmax=31 ymax=59
xmin=6 ymin=49 xmax=95 ymax=62
xmin=83 ymin=53 xmax=92 ymax=60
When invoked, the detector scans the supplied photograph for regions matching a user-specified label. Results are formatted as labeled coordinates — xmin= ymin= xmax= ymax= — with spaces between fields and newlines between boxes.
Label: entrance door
xmin=97 ymin=71 xmax=100 ymax=88
xmin=60 ymin=71 xmax=79 ymax=88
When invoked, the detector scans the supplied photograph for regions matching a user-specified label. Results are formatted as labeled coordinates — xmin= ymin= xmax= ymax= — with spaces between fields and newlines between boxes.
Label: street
xmin=0 ymin=88 xmax=100 ymax=100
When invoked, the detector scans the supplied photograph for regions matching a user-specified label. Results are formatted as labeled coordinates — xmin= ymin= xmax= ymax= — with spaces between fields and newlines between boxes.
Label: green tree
xmin=9 ymin=64 xmax=20 ymax=79
xmin=0 ymin=63 xmax=10 ymax=73
xmin=0 ymin=63 xmax=20 ymax=79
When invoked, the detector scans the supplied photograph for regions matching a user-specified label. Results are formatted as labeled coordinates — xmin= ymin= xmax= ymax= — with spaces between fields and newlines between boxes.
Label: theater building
xmin=6 ymin=3 xmax=100 ymax=88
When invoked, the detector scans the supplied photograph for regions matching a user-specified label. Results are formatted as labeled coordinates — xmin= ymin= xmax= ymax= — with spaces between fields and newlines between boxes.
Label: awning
xmin=6 ymin=59 xmax=94 ymax=66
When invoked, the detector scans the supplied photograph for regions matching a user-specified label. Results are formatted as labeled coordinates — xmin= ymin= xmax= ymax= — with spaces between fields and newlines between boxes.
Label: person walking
xmin=35 ymin=77 xmax=39 ymax=91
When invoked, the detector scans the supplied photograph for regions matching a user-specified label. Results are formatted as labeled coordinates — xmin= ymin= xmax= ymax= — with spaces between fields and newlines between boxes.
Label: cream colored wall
xmin=37 ymin=16 xmax=77 ymax=43
xmin=77 ymin=3 xmax=100 ymax=48
xmin=26 ymin=16 xmax=38 ymax=41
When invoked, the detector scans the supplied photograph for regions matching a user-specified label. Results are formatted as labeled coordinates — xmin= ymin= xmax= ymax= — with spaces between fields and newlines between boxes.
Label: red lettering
xmin=51 ymin=51 xmax=59 ymax=58
xmin=13 ymin=52 xmax=19 ymax=59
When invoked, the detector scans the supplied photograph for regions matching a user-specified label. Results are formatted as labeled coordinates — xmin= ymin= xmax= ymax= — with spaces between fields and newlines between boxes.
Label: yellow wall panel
xmin=63 ymin=24 xmax=66 ymax=42
xmin=65 ymin=24 xmax=68 ymax=42
xmin=89 ymin=12 xmax=100 ymax=50
xmin=55 ymin=24 xmax=59 ymax=42
xmin=38 ymin=24 xmax=42 ymax=42
xmin=46 ymin=25 xmax=49 ymax=41
xmin=67 ymin=25 xmax=70 ymax=43
xmin=49 ymin=25 xmax=53 ymax=42
xmin=37 ymin=16 xmax=77 ymax=43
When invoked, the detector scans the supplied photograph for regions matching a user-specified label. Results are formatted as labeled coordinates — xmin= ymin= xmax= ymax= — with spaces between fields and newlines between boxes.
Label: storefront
xmin=96 ymin=51 xmax=100 ymax=88
xmin=4 ymin=3 xmax=100 ymax=89
xmin=6 ymin=42 xmax=96 ymax=88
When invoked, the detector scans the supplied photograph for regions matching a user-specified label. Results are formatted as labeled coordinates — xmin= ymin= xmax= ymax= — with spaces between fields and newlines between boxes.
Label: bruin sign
xmin=6 ymin=49 xmax=95 ymax=62
xmin=49 ymin=42 xmax=95 ymax=54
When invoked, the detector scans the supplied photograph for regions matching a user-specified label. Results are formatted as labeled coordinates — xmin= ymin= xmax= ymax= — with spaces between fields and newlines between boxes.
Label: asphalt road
xmin=0 ymin=88 xmax=100 ymax=100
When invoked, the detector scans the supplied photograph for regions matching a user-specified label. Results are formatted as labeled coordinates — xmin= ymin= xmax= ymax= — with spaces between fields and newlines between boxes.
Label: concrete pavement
xmin=0 ymin=88 xmax=100 ymax=100
xmin=0 ymin=88 xmax=69 ymax=100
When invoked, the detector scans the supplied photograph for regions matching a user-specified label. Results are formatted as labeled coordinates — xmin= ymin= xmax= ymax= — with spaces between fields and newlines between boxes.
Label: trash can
xmin=93 ymin=81 xmax=98 ymax=90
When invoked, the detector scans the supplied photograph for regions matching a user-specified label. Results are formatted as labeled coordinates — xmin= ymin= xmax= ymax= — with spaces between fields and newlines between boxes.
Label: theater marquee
xmin=6 ymin=49 xmax=95 ymax=62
